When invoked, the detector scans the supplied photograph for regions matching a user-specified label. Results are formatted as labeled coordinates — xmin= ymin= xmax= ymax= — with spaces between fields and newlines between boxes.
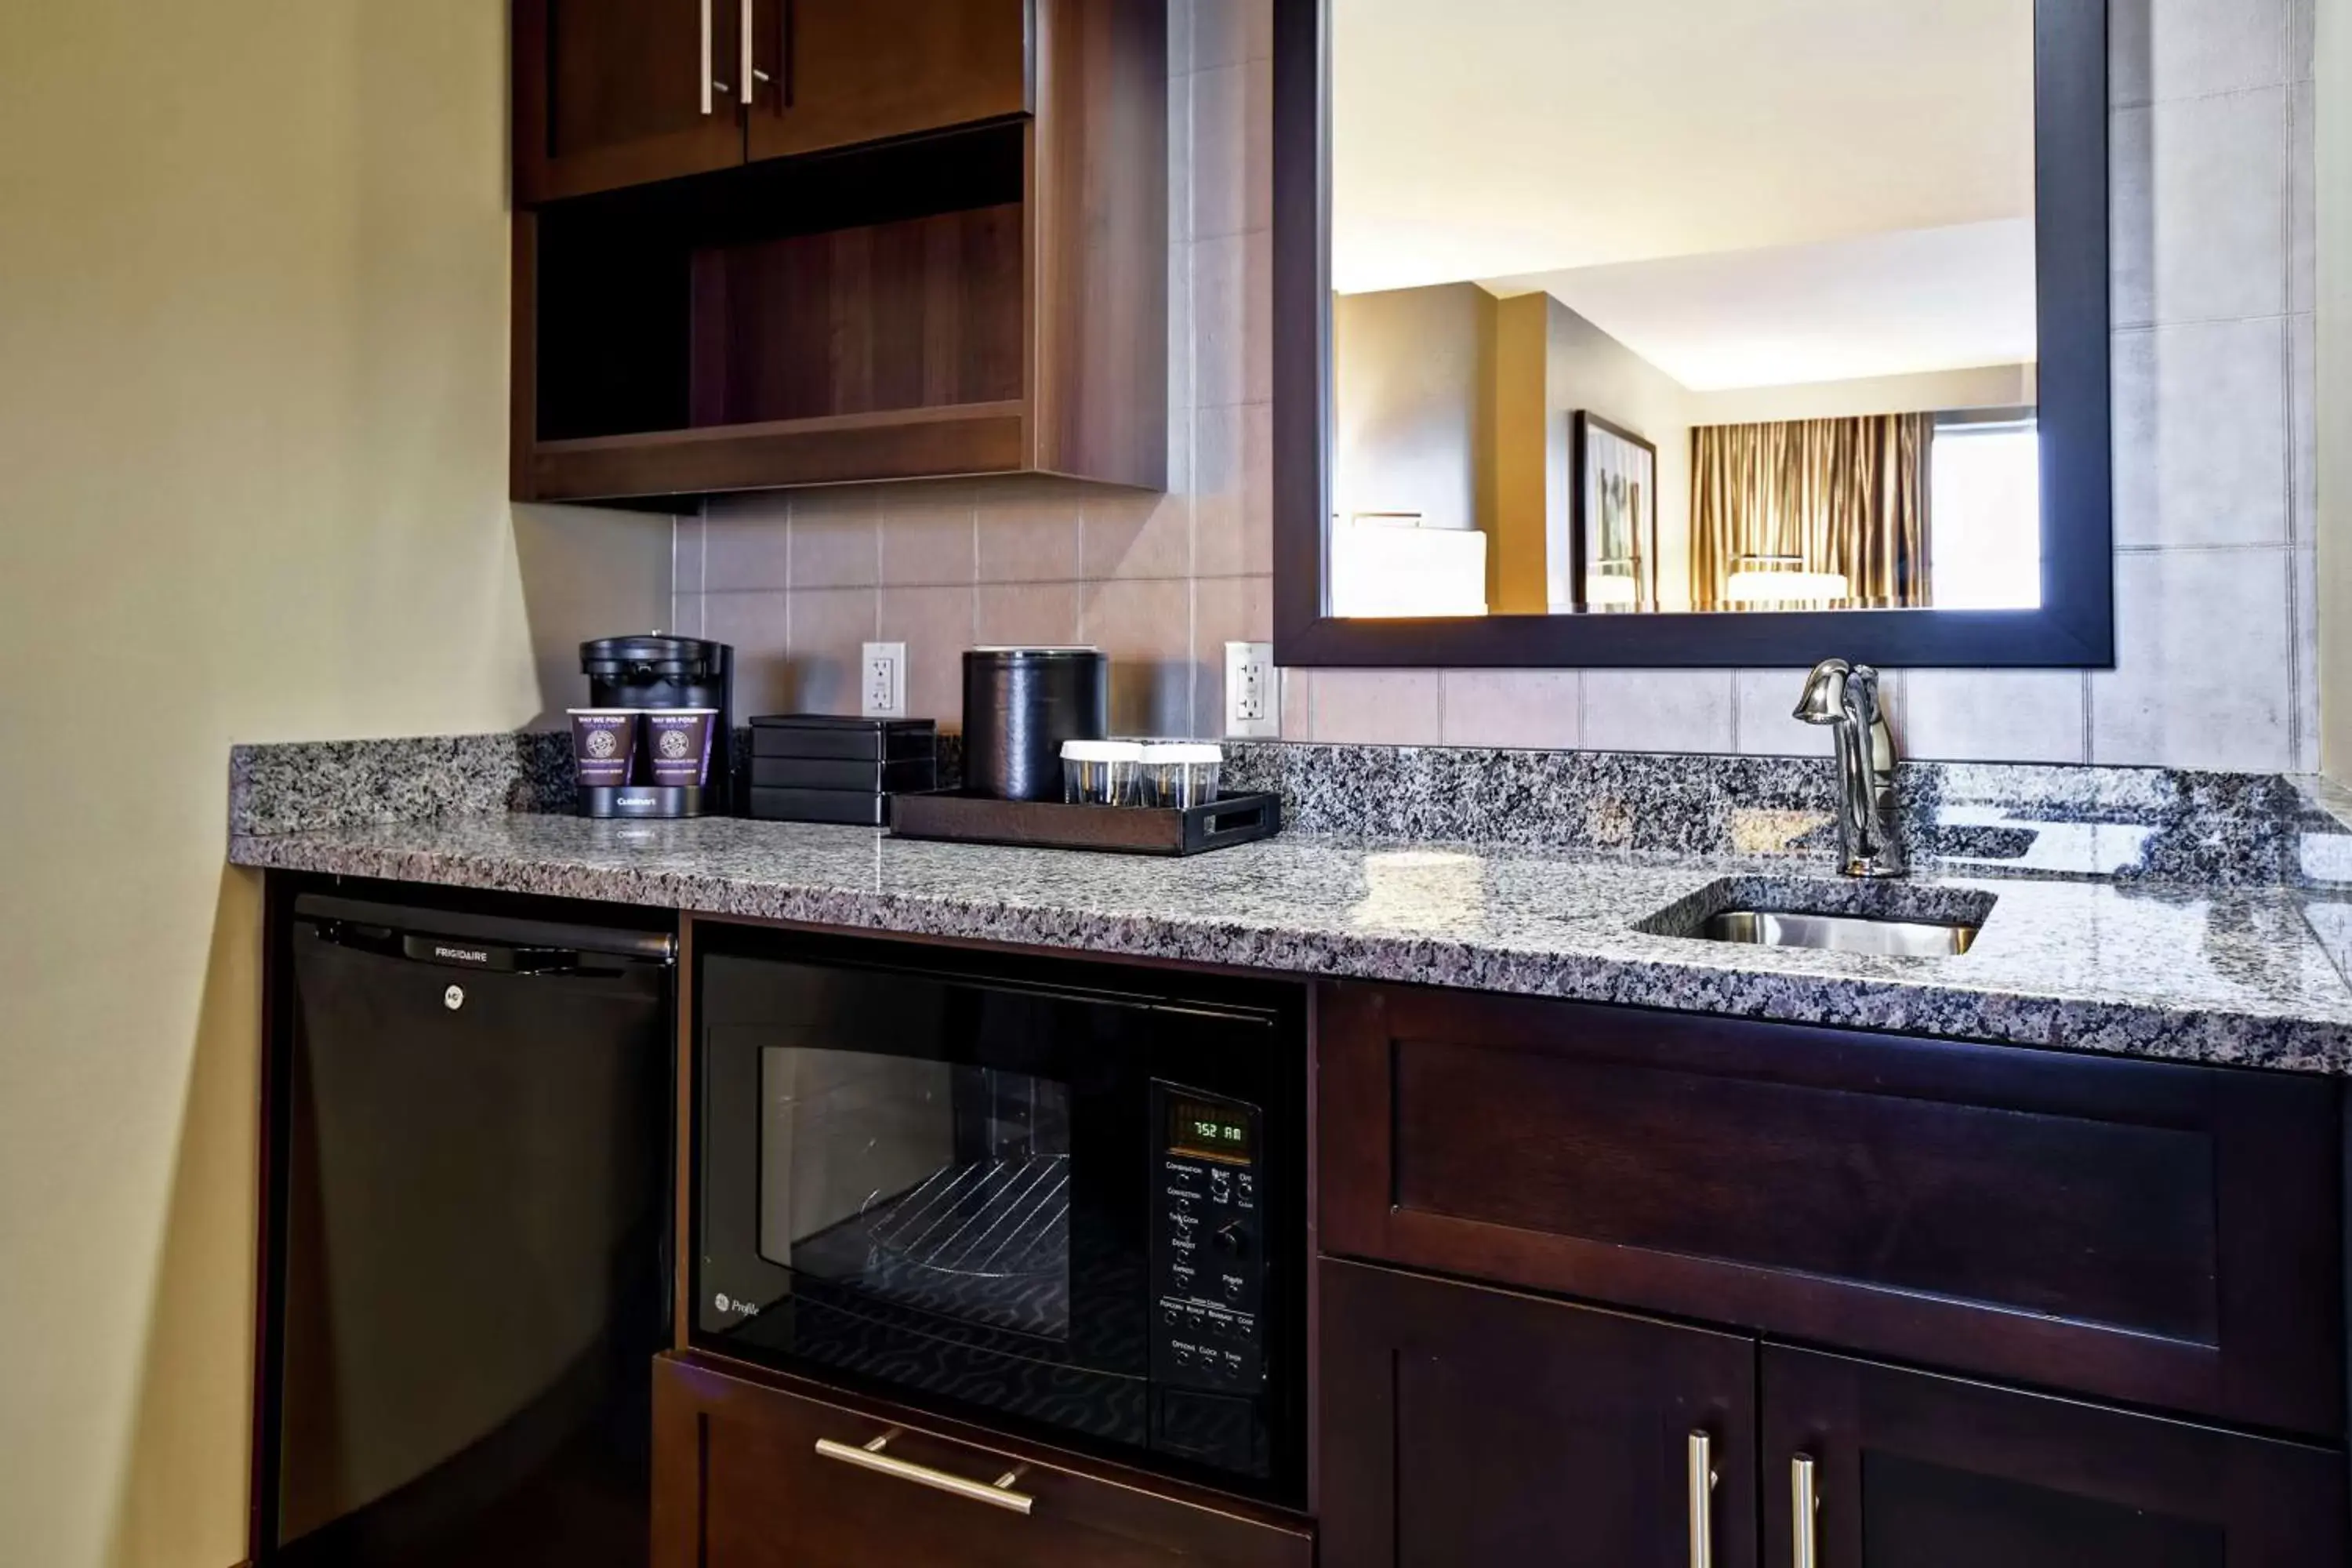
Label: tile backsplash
xmin=666 ymin=0 xmax=2318 ymax=775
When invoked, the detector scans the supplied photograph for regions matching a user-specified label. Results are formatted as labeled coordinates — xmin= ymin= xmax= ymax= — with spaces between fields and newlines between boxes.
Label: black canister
xmin=962 ymin=648 xmax=1109 ymax=800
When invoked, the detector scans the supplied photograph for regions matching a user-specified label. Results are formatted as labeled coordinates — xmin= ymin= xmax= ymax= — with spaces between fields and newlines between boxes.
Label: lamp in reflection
xmin=1329 ymin=513 xmax=1489 ymax=619
xmin=1722 ymin=554 xmax=1851 ymax=608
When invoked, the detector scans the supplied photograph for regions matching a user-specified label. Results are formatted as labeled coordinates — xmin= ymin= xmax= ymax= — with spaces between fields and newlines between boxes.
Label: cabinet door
xmin=652 ymin=1355 xmax=1312 ymax=1568
xmin=1322 ymin=1260 xmax=1757 ymax=1568
xmin=1762 ymin=1348 xmax=2347 ymax=1568
xmin=748 ymin=0 xmax=1032 ymax=164
xmin=516 ymin=0 xmax=749 ymax=205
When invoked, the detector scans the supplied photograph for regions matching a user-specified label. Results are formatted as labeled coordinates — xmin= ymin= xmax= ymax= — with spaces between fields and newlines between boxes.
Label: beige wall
xmin=0 ymin=5 xmax=669 ymax=1566
xmin=1332 ymin=284 xmax=1497 ymax=534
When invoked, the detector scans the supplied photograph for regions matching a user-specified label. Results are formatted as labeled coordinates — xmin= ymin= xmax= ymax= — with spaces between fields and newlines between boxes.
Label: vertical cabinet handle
xmin=1687 ymin=1431 xmax=1717 ymax=1568
xmin=740 ymin=0 xmax=758 ymax=103
xmin=701 ymin=0 xmax=732 ymax=107
xmin=1791 ymin=1454 xmax=1820 ymax=1568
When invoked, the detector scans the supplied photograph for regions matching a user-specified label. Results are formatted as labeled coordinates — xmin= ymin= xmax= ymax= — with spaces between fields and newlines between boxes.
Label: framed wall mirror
xmin=1272 ymin=0 xmax=2115 ymax=668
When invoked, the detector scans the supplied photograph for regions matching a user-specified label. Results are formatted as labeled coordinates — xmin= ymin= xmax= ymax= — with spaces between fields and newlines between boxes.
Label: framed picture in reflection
xmin=1571 ymin=412 xmax=1659 ymax=615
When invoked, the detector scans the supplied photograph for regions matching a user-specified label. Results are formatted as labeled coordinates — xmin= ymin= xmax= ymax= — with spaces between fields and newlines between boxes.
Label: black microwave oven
xmin=692 ymin=928 xmax=1308 ymax=1505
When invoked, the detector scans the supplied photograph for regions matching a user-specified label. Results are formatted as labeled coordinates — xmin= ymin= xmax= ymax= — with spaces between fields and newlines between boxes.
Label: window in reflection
xmin=1328 ymin=0 xmax=2041 ymax=619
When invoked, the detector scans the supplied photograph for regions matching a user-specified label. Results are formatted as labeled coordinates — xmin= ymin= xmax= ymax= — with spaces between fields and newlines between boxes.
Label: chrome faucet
xmin=1794 ymin=659 xmax=1908 ymax=878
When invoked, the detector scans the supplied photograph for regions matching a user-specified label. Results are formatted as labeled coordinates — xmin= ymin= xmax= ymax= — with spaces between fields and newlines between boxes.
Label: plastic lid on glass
xmin=1062 ymin=740 xmax=1147 ymax=762
xmin=1138 ymin=742 xmax=1225 ymax=763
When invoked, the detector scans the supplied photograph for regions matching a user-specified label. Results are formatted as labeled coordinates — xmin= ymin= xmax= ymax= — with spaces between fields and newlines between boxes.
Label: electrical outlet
xmin=1224 ymin=641 xmax=1279 ymax=739
xmin=862 ymin=642 xmax=907 ymax=720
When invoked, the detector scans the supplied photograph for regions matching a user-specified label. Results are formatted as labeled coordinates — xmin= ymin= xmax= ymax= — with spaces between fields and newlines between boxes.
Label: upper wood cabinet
xmin=747 ymin=0 xmax=1031 ymax=165
xmin=517 ymin=0 xmax=1029 ymax=206
xmin=511 ymin=0 xmax=1165 ymax=504
xmin=516 ymin=0 xmax=750 ymax=205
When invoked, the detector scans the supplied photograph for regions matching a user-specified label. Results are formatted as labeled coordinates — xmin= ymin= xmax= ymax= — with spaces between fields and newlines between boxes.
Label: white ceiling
xmin=1489 ymin=220 xmax=2039 ymax=390
xmin=1333 ymin=0 xmax=2038 ymax=387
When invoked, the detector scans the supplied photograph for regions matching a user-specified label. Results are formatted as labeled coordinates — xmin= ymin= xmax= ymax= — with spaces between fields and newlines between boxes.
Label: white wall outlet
xmin=862 ymin=642 xmax=907 ymax=720
xmin=1224 ymin=641 xmax=1279 ymax=739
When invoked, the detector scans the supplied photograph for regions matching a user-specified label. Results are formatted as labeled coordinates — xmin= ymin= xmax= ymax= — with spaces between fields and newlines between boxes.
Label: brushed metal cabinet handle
xmin=1791 ymin=1454 xmax=1820 ymax=1568
xmin=815 ymin=1431 xmax=1036 ymax=1516
xmin=1688 ymin=1431 xmax=1718 ymax=1568
xmin=699 ymin=0 xmax=715 ymax=114
xmin=740 ymin=0 xmax=757 ymax=103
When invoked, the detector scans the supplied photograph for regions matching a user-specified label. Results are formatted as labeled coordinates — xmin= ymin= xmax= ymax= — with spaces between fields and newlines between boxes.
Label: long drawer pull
xmin=1687 ymin=1430 xmax=1716 ymax=1568
xmin=815 ymin=1431 xmax=1036 ymax=1516
xmin=1792 ymin=1454 xmax=1820 ymax=1568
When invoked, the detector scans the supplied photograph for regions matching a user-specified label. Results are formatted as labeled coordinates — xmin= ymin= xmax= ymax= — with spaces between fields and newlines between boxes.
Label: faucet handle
xmin=1793 ymin=659 xmax=1852 ymax=726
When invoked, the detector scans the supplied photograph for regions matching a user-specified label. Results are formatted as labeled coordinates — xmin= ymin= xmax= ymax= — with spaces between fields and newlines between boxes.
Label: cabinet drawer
xmin=652 ymin=1356 xmax=1312 ymax=1568
xmin=1319 ymin=983 xmax=2343 ymax=1436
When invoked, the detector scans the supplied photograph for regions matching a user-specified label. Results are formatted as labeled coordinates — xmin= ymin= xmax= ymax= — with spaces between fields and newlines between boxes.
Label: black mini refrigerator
xmin=260 ymin=892 xmax=675 ymax=1567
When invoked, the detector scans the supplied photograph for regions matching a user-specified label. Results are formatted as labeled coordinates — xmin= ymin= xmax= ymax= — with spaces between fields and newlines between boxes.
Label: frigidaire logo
xmin=434 ymin=946 xmax=492 ymax=966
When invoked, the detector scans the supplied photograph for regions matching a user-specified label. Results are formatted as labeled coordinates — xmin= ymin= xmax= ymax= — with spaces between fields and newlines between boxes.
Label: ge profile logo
xmin=659 ymin=730 xmax=692 ymax=759
xmin=714 ymin=1292 xmax=731 ymax=1313
xmin=586 ymin=728 xmax=619 ymax=759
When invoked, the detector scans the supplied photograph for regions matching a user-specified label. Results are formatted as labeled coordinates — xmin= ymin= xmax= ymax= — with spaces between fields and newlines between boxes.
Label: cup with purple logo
xmin=568 ymin=710 xmax=641 ymax=789
xmin=644 ymin=709 xmax=720 ymax=789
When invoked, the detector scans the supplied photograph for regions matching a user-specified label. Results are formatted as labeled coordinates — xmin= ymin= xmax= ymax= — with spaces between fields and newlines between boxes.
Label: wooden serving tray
xmin=888 ymin=790 xmax=1282 ymax=856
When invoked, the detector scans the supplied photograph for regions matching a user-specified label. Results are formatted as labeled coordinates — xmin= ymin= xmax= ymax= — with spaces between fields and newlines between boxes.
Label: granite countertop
xmin=228 ymin=811 xmax=2352 ymax=1076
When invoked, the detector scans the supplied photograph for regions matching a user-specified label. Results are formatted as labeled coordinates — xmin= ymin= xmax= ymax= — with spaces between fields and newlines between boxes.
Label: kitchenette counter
xmin=230 ymin=808 xmax=2352 ymax=1076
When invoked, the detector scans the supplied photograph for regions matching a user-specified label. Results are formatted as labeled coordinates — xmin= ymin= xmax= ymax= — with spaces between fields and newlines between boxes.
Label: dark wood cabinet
xmin=1320 ymin=1260 xmax=1757 ymax=1568
xmin=1761 ymin=1348 xmax=2347 ymax=1568
xmin=654 ymin=1355 xmax=1312 ymax=1568
xmin=512 ymin=0 xmax=1165 ymax=504
xmin=1318 ymin=982 xmax=2345 ymax=1438
xmin=747 ymin=0 xmax=1030 ymax=165
xmin=515 ymin=0 xmax=753 ymax=205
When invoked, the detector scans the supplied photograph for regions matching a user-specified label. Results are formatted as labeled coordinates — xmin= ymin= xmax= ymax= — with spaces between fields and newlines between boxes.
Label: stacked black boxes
xmin=746 ymin=716 xmax=939 ymax=826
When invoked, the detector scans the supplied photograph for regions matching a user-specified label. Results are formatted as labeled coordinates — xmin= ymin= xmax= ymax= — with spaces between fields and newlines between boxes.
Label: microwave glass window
xmin=1168 ymin=1095 xmax=1253 ymax=1163
xmin=759 ymin=1047 xmax=1074 ymax=1341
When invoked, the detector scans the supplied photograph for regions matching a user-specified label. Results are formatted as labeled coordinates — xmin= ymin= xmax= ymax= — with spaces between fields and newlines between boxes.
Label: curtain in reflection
xmin=1690 ymin=415 xmax=1931 ymax=610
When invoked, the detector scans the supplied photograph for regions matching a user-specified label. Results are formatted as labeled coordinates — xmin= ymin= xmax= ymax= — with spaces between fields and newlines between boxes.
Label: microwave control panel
xmin=1149 ymin=1083 xmax=1266 ymax=1396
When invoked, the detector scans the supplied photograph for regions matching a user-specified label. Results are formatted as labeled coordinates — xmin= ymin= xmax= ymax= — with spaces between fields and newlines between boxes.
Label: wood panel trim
xmin=530 ymin=402 xmax=1028 ymax=499
xmin=1028 ymin=0 xmax=1169 ymax=489
xmin=1317 ymin=981 xmax=2345 ymax=1438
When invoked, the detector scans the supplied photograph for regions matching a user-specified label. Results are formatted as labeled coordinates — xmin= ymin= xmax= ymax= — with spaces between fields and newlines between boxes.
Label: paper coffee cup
xmin=645 ymin=709 xmax=719 ymax=789
xmin=568 ymin=710 xmax=640 ymax=789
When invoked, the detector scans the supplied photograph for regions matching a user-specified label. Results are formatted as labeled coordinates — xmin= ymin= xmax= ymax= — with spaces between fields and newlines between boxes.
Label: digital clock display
xmin=1168 ymin=1096 xmax=1254 ymax=1163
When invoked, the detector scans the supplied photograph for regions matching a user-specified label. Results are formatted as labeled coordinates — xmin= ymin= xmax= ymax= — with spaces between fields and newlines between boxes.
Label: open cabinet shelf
xmin=510 ymin=0 xmax=1167 ymax=508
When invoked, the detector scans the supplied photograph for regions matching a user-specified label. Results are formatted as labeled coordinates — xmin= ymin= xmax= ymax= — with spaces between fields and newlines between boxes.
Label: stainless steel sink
xmin=1700 ymin=909 xmax=1980 ymax=958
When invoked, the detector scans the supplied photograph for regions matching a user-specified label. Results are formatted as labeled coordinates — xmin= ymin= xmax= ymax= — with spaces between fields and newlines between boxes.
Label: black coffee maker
xmin=579 ymin=635 xmax=736 ymax=818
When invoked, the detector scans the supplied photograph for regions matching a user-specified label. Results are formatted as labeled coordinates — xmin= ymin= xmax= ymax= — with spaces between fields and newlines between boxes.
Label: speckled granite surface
xmin=230 ymin=812 xmax=2352 ymax=1076
xmin=230 ymin=731 xmax=576 ymax=835
xmin=1224 ymin=744 xmax=2339 ymax=887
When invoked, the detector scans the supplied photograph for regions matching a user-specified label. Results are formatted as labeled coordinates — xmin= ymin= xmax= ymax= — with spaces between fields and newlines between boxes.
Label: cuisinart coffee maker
xmin=579 ymin=634 xmax=736 ymax=818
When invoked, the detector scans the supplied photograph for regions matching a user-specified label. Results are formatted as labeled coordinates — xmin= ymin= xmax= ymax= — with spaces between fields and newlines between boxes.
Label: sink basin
xmin=1637 ymin=877 xmax=1996 ymax=959
xmin=1699 ymin=909 xmax=1981 ymax=957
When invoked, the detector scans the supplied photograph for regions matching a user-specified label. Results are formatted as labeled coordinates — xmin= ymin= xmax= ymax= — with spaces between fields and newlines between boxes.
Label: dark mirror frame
xmin=1272 ymin=0 xmax=2115 ymax=669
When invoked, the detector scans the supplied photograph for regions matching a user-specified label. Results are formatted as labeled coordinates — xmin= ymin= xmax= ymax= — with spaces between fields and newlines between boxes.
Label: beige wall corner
xmin=0 ymin=4 xmax=673 ymax=1566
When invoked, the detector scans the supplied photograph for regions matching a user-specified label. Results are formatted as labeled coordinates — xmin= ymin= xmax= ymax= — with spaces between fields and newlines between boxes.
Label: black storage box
xmin=746 ymin=716 xmax=938 ymax=825
xmin=750 ymin=715 xmax=938 ymax=762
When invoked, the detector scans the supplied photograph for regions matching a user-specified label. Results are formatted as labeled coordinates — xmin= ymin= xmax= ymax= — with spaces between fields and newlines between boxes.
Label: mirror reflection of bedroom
xmin=1328 ymin=0 xmax=2042 ymax=619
